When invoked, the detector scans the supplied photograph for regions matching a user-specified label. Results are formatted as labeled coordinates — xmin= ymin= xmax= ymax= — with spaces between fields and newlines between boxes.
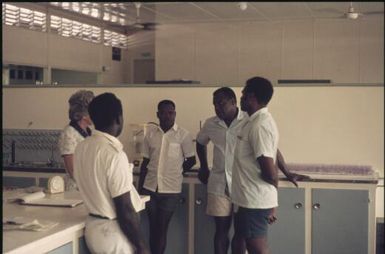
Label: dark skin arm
xmin=257 ymin=155 xmax=278 ymax=224
xmin=276 ymin=149 xmax=310 ymax=187
xmin=113 ymin=192 xmax=150 ymax=254
xmin=138 ymin=157 xmax=150 ymax=195
xmin=196 ymin=142 xmax=210 ymax=184
xmin=257 ymin=155 xmax=279 ymax=189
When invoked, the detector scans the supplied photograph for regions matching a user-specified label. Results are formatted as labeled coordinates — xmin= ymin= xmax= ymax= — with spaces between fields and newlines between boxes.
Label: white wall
xmin=155 ymin=17 xmax=384 ymax=85
xmin=2 ymin=25 xmax=132 ymax=84
xmin=3 ymin=86 xmax=383 ymax=178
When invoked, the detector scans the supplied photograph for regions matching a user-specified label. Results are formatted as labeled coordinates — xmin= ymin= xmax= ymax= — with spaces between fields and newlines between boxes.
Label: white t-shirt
xmin=142 ymin=124 xmax=195 ymax=193
xmin=196 ymin=110 xmax=247 ymax=197
xmin=74 ymin=130 xmax=134 ymax=219
xmin=58 ymin=124 xmax=87 ymax=190
xmin=58 ymin=124 xmax=85 ymax=155
xmin=231 ymin=107 xmax=279 ymax=209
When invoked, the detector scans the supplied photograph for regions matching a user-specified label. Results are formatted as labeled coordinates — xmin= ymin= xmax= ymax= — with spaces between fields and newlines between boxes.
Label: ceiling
xmin=41 ymin=2 xmax=384 ymax=26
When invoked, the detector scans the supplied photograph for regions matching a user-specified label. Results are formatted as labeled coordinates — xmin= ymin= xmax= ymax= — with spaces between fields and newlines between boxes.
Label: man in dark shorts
xmin=138 ymin=99 xmax=196 ymax=254
xmin=231 ymin=77 xmax=280 ymax=254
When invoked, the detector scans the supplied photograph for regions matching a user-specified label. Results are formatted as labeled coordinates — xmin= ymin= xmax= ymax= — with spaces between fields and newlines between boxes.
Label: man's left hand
xmin=286 ymin=173 xmax=311 ymax=187
xmin=267 ymin=207 xmax=277 ymax=224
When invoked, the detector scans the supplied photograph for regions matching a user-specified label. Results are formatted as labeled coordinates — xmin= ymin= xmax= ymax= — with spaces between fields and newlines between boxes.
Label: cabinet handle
xmin=294 ymin=203 xmax=302 ymax=209
xmin=313 ymin=203 xmax=321 ymax=210
xmin=195 ymin=198 xmax=202 ymax=205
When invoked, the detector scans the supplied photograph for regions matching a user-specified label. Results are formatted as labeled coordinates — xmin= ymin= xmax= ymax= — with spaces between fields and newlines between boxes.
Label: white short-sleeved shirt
xmin=74 ymin=130 xmax=134 ymax=219
xmin=196 ymin=110 xmax=247 ymax=197
xmin=58 ymin=124 xmax=85 ymax=155
xmin=231 ymin=107 xmax=279 ymax=209
xmin=142 ymin=124 xmax=195 ymax=193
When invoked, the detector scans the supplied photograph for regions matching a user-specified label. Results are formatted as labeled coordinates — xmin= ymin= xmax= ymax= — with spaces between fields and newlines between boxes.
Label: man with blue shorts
xmin=231 ymin=77 xmax=280 ymax=254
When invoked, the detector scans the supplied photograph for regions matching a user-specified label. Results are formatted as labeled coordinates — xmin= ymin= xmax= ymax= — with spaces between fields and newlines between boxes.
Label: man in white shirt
xmin=231 ymin=77 xmax=279 ymax=254
xmin=138 ymin=99 xmax=196 ymax=254
xmin=197 ymin=87 xmax=309 ymax=254
xmin=74 ymin=93 xmax=149 ymax=254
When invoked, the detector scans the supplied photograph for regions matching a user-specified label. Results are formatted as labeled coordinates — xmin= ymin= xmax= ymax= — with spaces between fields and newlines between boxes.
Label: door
xmin=312 ymin=189 xmax=369 ymax=254
xmin=268 ymin=187 xmax=306 ymax=254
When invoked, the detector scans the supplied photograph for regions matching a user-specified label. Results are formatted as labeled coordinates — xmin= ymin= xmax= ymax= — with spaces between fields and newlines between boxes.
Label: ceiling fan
xmin=314 ymin=2 xmax=384 ymax=20
xmin=109 ymin=2 xmax=158 ymax=34
xmin=343 ymin=2 xmax=383 ymax=20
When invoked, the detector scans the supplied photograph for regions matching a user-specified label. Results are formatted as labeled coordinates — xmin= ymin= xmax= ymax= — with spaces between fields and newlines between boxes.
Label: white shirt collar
xmin=92 ymin=129 xmax=123 ymax=151
xmin=157 ymin=123 xmax=179 ymax=133
xmin=249 ymin=107 xmax=268 ymax=121
xmin=214 ymin=108 xmax=246 ymax=124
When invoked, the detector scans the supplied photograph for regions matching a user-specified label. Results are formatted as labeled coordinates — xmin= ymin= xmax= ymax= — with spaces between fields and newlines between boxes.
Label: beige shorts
xmin=206 ymin=193 xmax=233 ymax=217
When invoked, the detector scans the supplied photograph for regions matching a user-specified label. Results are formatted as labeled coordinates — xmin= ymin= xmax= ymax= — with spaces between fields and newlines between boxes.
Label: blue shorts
xmin=234 ymin=207 xmax=272 ymax=238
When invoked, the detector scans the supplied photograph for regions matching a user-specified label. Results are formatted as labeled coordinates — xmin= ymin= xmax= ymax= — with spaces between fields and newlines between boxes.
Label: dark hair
xmin=157 ymin=100 xmax=175 ymax=111
xmin=213 ymin=87 xmax=237 ymax=103
xmin=244 ymin=77 xmax=274 ymax=105
xmin=88 ymin=93 xmax=122 ymax=129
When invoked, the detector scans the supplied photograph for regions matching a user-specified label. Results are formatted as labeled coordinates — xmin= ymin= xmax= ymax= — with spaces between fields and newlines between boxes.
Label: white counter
xmin=3 ymin=191 xmax=88 ymax=254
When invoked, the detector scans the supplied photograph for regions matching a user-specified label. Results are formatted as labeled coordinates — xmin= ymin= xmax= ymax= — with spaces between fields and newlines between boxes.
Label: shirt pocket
xmin=168 ymin=143 xmax=182 ymax=159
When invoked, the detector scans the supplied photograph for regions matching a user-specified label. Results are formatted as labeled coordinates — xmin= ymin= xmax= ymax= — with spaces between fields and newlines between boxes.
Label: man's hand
xmin=286 ymin=173 xmax=311 ymax=187
xmin=198 ymin=167 xmax=210 ymax=184
xmin=266 ymin=207 xmax=277 ymax=224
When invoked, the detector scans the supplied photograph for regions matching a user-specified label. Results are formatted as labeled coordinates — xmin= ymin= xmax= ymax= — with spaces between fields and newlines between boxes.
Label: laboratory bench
xmin=3 ymin=190 xmax=89 ymax=254
xmin=3 ymin=164 xmax=380 ymax=254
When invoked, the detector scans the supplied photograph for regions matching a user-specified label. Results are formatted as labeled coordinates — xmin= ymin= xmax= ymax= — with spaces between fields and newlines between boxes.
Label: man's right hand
xmin=198 ymin=167 xmax=210 ymax=184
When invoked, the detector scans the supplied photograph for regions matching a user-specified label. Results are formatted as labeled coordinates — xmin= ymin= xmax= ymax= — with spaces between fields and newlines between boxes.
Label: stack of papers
xmin=3 ymin=216 xmax=58 ymax=232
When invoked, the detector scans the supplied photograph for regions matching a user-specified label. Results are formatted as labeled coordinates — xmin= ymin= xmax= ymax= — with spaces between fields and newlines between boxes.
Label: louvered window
xmin=104 ymin=30 xmax=127 ymax=49
xmin=50 ymin=15 xmax=101 ymax=43
xmin=2 ymin=3 xmax=46 ymax=32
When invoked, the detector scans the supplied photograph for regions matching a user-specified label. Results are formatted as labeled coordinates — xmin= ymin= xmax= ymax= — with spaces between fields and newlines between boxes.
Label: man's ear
xmin=156 ymin=111 xmax=160 ymax=119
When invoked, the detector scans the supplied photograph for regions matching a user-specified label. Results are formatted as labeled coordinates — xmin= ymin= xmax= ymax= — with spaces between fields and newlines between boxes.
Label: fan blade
xmin=362 ymin=11 xmax=384 ymax=15
xmin=312 ymin=8 xmax=344 ymax=14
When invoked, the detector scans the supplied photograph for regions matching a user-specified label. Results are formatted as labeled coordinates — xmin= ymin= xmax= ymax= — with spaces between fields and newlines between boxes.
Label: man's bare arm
xmin=138 ymin=158 xmax=150 ymax=194
xmin=196 ymin=142 xmax=210 ymax=184
xmin=113 ymin=192 xmax=149 ymax=254
xmin=257 ymin=155 xmax=278 ymax=188
xmin=276 ymin=149 xmax=310 ymax=187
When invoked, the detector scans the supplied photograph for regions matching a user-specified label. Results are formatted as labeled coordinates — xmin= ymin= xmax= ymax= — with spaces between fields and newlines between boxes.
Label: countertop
xmin=3 ymin=163 xmax=380 ymax=184
xmin=2 ymin=190 xmax=88 ymax=254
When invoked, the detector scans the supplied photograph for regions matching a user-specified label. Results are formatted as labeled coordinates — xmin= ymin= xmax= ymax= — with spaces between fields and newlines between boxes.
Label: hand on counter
xmin=286 ymin=172 xmax=311 ymax=187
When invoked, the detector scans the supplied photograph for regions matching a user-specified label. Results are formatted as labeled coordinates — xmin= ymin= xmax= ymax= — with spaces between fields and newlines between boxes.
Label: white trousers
xmin=85 ymin=216 xmax=135 ymax=254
